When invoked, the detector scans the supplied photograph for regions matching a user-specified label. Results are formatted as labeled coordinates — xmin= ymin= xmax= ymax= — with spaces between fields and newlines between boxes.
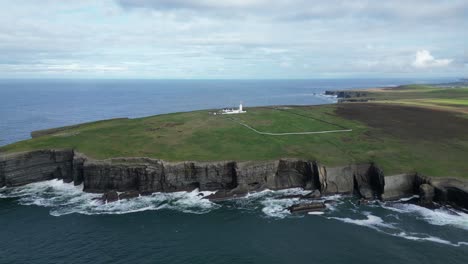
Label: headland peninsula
xmin=1 ymin=82 xmax=468 ymax=211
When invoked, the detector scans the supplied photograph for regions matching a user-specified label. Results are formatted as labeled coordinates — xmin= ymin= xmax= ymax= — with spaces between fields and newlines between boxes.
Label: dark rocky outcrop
xmin=431 ymin=178 xmax=468 ymax=209
xmin=204 ymin=190 xmax=247 ymax=201
xmin=324 ymin=90 xmax=368 ymax=98
xmin=319 ymin=165 xmax=354 ymax=194
xmin=72 ymin=152 xmax=87 ymax=185
xmin=316 ymin=163 xmax=385 ymax=198
xmin=1 ymin=149 xmax=468 ymax=209
xmin=353 ymin=163 xmax=385 ymax=199
xmin=419 ymin=184 xmax=435 ymax=205
xmin=119 ymin=190 xmax=140 ymax=200
xmin=163 ymin=161 xmax=237 ymax=192
xmin=382 ymin=173 xmax=418 ymax=201
xmin=274 ymin=159 xmax=314 ymax=189
xmin=0 ymin=149 xmax=74 ymax=187
xmin=82 ymin=158 xmax=316 ymax=195
xmin=289 ymin=202 xmax=326 ymax=213
xmin=83 ymin=158 xmax=165 ymax=193
xmin=303 ymin=189 xmax=321 ymax=199
xmin=101 ymin=191 xmax=119 ymax=203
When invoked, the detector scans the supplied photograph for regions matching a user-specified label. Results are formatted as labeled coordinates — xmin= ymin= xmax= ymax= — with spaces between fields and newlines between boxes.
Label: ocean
xmin=1 ymin=78 xmax=467 ymax=263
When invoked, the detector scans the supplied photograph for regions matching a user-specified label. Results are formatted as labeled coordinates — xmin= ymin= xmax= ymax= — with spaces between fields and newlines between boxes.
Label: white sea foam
xmin=232 ymin=188 xmax=338 ymax=219
xmin=329 ymin=212 xmax=468 ymax=247
xmin=397 ymin=195 xmax=419 ymax=202
xmin=237 ymin=188 xmax=306 ymax=218
xmin=0 ymin=180 xmax=221 ymax=216
xmin=260 ymin=196 xmax=299 ymax=219
xmin=327 ymin=203 xmax=468 ymax=247
xmin=2 ymin=181 xmax=468 ymax=248
xmin=329 ymin=212 xmax=394 ymax=230
xmin=393 ymin=232 xmax=468 ymax=247
xmin=308 ymin=211 xmax=324 ymax=215
xmin=383 ymin=203 xmax=468 ymax=231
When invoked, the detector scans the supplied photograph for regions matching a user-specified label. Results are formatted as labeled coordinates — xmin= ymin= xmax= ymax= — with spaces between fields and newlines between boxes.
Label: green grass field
xmin=353 ymin=84 xmax=468 ymax=112
xmin=2 ymin=84 xmax=468 ymax=178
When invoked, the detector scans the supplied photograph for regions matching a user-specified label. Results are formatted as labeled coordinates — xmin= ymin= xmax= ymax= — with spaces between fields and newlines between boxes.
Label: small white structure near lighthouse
xmin=221 ymin=102 xmax=246 ymax=115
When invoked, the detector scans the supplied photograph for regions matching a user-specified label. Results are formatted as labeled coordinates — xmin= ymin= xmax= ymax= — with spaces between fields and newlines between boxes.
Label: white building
xmin=221 ymin=102 xmax=246 ymax=114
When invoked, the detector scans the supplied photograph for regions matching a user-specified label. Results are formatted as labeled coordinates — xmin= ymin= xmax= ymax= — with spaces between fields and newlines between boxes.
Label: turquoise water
xmin=1 ymin=78 xmax=467 ymax=263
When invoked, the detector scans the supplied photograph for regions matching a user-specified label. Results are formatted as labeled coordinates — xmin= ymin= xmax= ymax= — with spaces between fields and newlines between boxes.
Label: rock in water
xmin=119 ymin=190 xmax=140 ymax=200
xmin=303 ymin=189 xmax=321 ymax=199
xmin=288 ymin=202 xmax=326 ymax=213
xmin=102 ymin=191 xmax=119 ymax=203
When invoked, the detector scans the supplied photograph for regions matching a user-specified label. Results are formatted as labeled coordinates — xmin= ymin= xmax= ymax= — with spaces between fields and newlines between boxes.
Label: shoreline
xmin=1 ymin=149 xmax=467 ymax=211
xmin=2 ymin=82 xmax=467 ymax=212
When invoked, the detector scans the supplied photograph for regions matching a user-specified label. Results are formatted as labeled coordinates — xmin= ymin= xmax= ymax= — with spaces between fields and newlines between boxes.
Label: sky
xmin=0 ymin=0 xmax=467 ymax=79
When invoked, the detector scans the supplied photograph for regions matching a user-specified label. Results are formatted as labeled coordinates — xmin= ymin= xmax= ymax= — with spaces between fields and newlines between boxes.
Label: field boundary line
xmin=225 ymin=117 xmax=352 ymax=136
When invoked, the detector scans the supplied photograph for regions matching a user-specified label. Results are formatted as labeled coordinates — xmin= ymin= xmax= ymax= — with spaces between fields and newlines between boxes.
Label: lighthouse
xmin=220 ymin=101 xmax=247 ymax=114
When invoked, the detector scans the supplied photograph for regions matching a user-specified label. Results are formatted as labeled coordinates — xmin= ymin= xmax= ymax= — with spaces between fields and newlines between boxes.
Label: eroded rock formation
xmin=1 ymin=149 xmax=467 ymax=209
xmin=0 ymin=149 xmax=74 ymax=187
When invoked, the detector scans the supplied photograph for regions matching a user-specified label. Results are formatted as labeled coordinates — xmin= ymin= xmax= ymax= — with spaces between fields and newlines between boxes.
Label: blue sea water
xmin=1 ymin=78 xmax=467 ymax=264
xmin=0 ymin=78 xmax=454 ymax=146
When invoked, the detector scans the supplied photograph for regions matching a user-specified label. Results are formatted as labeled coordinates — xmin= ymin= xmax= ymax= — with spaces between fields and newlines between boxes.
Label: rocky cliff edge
xmin=1 ymin=149 xmax=467 ymax=209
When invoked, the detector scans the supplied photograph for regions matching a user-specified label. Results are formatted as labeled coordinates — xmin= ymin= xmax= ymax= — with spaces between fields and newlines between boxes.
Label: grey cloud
xmin=0 ymin=0 xmax=466 ymax=78
xmin=116 ymin=0 xmax=268 ymax=11
xmin=116 ymin=0 xmax=468 ymax=22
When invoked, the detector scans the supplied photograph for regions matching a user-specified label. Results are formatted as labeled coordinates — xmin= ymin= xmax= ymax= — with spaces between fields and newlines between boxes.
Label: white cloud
xmin=0 ymin=63 xmax=128 ymax=73
xmin=0 ymin=1 xmax=466 ymax=78
xmin=412 ymin=50 xmax=452 ymax=68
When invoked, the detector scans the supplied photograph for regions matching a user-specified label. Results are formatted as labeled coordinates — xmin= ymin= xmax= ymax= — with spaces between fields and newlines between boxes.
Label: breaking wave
xmin=1 ymin=180 xmax=468 ymax=247
xmin=382 ymin=202 xmax=468 ymax=231
xmin=329 ymin=212 xmax=395 ymax=230
xmin=0 ymin=179 xmax=220 ymax=216
xmin=226 ymin=188 xmax=342 ymax=219
xmin=327 ymin=200 xmax=468 ymax=248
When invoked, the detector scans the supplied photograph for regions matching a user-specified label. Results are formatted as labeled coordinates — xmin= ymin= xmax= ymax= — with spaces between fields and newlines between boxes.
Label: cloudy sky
xmin=1 ymin=0 xmax=467 ymax=79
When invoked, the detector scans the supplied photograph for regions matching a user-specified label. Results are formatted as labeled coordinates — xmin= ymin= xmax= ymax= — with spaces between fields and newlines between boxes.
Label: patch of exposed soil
xmin=336 ymin=103 xmax=468 ymax=141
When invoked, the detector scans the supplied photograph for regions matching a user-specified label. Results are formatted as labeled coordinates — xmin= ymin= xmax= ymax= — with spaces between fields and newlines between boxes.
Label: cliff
xmin=324 ymin=90 xmax=371 ymax=102
xmin=0 ymin=149 xmax=75 ymax=187
xmin=1 ymin=149 xmax=467 ymax=209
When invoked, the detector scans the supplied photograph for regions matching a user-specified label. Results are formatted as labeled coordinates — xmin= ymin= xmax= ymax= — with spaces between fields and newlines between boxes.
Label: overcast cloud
xmin=0 ymin=0 xmax=466 ymax=78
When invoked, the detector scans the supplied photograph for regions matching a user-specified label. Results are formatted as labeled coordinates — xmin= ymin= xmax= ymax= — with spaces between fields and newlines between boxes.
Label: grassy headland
xmin=1 ymin=84 xmax=468 ymax=178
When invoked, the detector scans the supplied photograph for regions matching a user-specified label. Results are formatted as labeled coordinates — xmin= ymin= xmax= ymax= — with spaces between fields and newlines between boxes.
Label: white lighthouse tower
xmin=220 ymin=101 xmax=246 ymax=114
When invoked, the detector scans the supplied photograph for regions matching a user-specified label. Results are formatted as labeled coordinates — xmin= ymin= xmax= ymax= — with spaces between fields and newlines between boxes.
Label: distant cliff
xmin=324 ymin=90 xmax=371 ymax=102
xmin=1 ymin=149 xmax=467 ymax=209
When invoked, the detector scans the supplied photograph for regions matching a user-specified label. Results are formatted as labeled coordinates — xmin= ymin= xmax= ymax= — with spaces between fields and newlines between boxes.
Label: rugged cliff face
xmin=1 ymin=149 xmax=467 ymax=209
xmin=0 ymin=149 xmax=74 ymax=187
xmin=81 ymin=158 xmax=315 ymax=194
